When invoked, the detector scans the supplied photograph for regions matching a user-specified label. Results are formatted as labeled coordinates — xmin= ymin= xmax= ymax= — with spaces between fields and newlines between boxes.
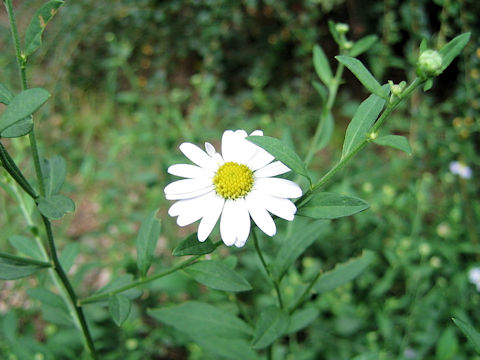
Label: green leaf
xmin=27 ymin=288 xmax=65 ymax=309
xmin=109 ymin=295 xmax=132 ymax=326
xmin=341 ymin=90 xmax=387 ymax=158
xmin=184 ymin=260 xmax=252 ymax=292
xmin=148 ymin=301 xmax=252 ymax=339
xmin=251 ymin=305 xmax=289 ymax=349
xmin=173 ymin=233 xmax=217 ymax=256
xmin=246 ymin=135 xmax=310 ymax=181
xmin=0 ymin=83 xmax=14 ymax=105
xmin=0 ymin=257 xmax=46 ymax=280
xmin=350 ymin=35 xmax=378 ymax=57
xmin=316 ymin=111 xmax=334 ymax=151
xmin=37 ymin=194 xmax=75 ymax=220
xmin=135 ymin=210 xmax=161 ymax=276
xmin=436 ymin=327 xmax=458 ymax=360
xmin=8 ymin=235 xmax=43 ymax=260
xmin=59 ymin=242 xmax=80 ymax=273
xmin=24 ymin=1 xmax=64 ymax=56
xmin=286 ymin=307 xmax=319 ymax=334
xmin=273 ymin=221 xmax=327 ymax=281
xmin=0 ymin=88 xmax=50 ymax=133
xmin=41 ymin=155 xmax=67 ymax=196
xmin=94 ymin=274 xmax=143 ymax=303
xmin=312 ymin=80 xmax=327 ymax=104
xmin=373 ymin=135 xmax=412 ymax=155
xmin=452 ymin=318 xmax=480 ymax=354
xmin=336 ymin=56 xmax=388 ymax=99
xmin=195 ymin=336 xmax=259 ymax=360
xmin=313 ymin=44 xmax=333 ymax=85
xmin=297 ymin=192 xmax=370 ymax=219
xmin=439 ymin=33 xmax=471 ymax=72
xmin=328 ymin=20 xmax=341 ymax=45
xmin=1 ymin=116 xmax=33 ymax=138
xmin=424 ymin=79 xmax=433 ymax=91
xmin=314 ymin=250 xmax=375 ymax=293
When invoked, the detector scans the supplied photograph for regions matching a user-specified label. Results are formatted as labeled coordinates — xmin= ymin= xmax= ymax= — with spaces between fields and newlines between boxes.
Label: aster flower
xmin=469 ymin=267 xmax=480 ymax=291
xmin=164 ymin=130 xmax=302 ymax=247
xmin=449 ymin=161 xmax=472 ymax=179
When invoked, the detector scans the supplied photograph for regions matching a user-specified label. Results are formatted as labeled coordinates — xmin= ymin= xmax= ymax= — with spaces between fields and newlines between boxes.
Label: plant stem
xmin=252 ymin=230 xmax=284 ymax=310
xmin=297 ymin=78 xmax=424 ymax=207
xmin=41 ymin=216 xmax=97 ymax=358
xmin=79 ymin=245 xmax=220 ymax=305
xmin=4 ymin=0 xmax=45 ymax=196
xmin=4 ymin=1 xmax=96 ymax=357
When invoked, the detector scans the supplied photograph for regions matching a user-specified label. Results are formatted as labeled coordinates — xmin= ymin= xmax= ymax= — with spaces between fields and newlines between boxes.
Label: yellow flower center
xmin=213 ymin=162 xmax=254 ymax=200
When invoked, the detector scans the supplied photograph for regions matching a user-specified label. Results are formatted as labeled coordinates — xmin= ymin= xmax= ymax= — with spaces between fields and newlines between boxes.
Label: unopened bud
xmin=388 ymin=80 xmax=406 ymax=97
xmin=343 ymin=41 xmax=353 ymax=50
xmin=335 ymin=23 xmax=349 ymax=34
xmin=417 ymin=50 xmax=443 ymax=78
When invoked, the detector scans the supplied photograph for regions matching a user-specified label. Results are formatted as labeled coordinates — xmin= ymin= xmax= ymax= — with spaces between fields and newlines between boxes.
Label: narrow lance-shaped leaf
xmin=314 ymin=250 xmax=375 ymax=293
xmin=24 ymin=1 xmax=65 ymax=56
xmin=297 ymin=192 xmax=370 ymax=219
xmin=373 ymin=135 xmax=412 ymax=155
xmin=37 ymin=194 xmax=75 ymax=220
xmin=336 ymin=56 xmax=388 ymax=99
xmin=184 ymin=260 xmax=252 ymax=292
xmin=313 ymin=44 xmax=333 ymax=86
xmin=439 ymin=33 xmax=471 ymax=72
xmin=0 ymin=256 xmax=49 ymax=280
xmin=0 ymin=88 xmax=50 ymax=133
xmin=342 ymin=89 xmax=387 ymax=158
xmin=316 ymin=111 xmax=334 ymax=152
xmin=246 ymin=135 xmax=310 ymax=181
xmin=8 ymin=235 xmax=43 ymax=260
xmin=350 ymin=35 xmax=378 ymax=57
xmin=135 ymin=210 xmax=161 ymax=276
xmin=286 ymin=307 xmax=320 ymax=334
xmin=251 ymin=305 xmax=289 ymax=349
xmin=173 ymin=233 xmax=217 ymax=256
xmin=452 ymin=318 xmax=480 ymax=354
xmin=109 ymin=295 xmax=132 ymax=326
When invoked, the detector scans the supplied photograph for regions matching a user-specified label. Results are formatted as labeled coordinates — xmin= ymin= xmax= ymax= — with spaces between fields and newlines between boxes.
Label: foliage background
xmin=0 ymin=0 xmax=479 ymax=359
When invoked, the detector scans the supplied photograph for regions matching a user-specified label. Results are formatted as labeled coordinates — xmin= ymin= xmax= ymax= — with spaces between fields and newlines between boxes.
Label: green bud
xmin=417 ymin=49 xmax=443 ymax=78
xmin=335 ymin=23 xmax=349 ymax=34
xmin=343 ymin=40 xmax=353 ymax=50
xmin=388 ymin=80 xmax=406 ymax=97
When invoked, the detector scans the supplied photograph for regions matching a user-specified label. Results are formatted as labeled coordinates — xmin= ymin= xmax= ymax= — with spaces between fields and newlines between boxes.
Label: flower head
xmin=164 ymin=130 xmax=302 ymax=247
xmin=417 ymin=49 xmax=443 ymax=78
xmin=469 ymin=267 xmax=480 ymax=292
xmin=449 ymin=161 xmax=472 ymax=179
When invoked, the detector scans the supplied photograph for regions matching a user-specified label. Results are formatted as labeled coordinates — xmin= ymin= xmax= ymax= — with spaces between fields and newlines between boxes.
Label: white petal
xmin=165 ymin=185 xmax=214 ymax=200
xmin=221 ymin=130 xmax=238 ymax=163
xmin=235 ymin=129 xmax=248 ymax=137
xmin=220 ymin=199 xmax=251 ymax=247
xmin=247 ymin=147 xmax=275 ymax=171
xmin=250 ymin=130 xmax=263 ymax=136
xmin=168 ymin=194 xmax=210 ymax=226
xmin=262 ymin=194 xmax=297 ymax=221
xmin=179 ymin=143 xmax=217 ymax=171
xmin=197 ymin=195 xmax=225 ymax=242
xmin=254 ymin=161 xmax=291 ymax=178
xmin=164 ymin=178 xmax=212 ymax=196
xmin=245 ymin=194 xmax=276 ymax=236
xmin=205 ymin=142 xmax=216 ymax=156
xmin=254 ymin=178 xmax=302 ymax=198
xmin=168 ymin=164 xmax=213 ymax=178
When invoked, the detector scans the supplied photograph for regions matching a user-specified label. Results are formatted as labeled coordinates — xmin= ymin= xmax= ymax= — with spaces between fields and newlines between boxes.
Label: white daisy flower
xmin=469 ymin=267 xmax=480 ymax=291
xmin=164 ymin=129 xmax=302 ymax=247
xmin=449 ymin=161 xmax=472 ymax=179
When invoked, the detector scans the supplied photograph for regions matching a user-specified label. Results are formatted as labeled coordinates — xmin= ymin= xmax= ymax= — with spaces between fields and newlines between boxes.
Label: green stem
xmin=79 ymin=246 xmax=220 ymax=305
xmin=4 ymin=0 xmax=45 ymax=196
xmin=288 ymin=272 xmax=322 ymax=315
xmin=252 ymin=230 xmax=284 ymax=310
xmin=41 ymin=216 xmax=97 ymax=358
xmin=0 ymin=251 xmax=51 ymax=267
xmin=0 ymin=142 xmax=38 ymax=199
xmin=297 ymin=78 xmax=424 ymax=207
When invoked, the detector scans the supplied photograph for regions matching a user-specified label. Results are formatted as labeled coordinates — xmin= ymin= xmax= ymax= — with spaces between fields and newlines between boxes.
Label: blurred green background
xmin=0 ymin=0 xmax=479 ymax=359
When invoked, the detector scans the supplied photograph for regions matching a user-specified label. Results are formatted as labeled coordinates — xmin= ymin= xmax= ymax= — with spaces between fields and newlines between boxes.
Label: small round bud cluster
xmin=335 ymin=23 xmax=349 ymax=34
xmin=388 ymin=80 xmax=406 ymax=97
xmin=417 ymin=50 xmax=443 ymax=78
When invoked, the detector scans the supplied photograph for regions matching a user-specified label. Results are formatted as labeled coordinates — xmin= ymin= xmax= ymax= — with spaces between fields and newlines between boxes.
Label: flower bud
xmin=343 ymin=40 xmax=353 ymax=50
xmin=417 ymin=50 xmax=443 ymax=78
xmin=388 ymin=80 xmax=406 ymax=97
xmin=335 ymin=23 xmax=349 ymax=34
